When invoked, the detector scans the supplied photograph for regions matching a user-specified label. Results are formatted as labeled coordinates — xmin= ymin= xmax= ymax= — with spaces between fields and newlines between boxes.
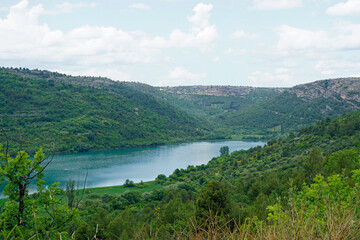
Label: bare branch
xmin=76 ymin=170 xmax=80 ymax=205
xmin=28 ymin=151 xmax=55 ymax=180
xmin=75 ymin=168 xmax=88 ymax=209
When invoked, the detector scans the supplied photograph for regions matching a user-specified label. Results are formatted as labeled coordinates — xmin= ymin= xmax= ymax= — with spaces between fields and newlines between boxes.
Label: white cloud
xmin=169 ymin=3 xmax=218 ymax=51
xmin=326 ymin=0 xmax=360 ymax=16
xmin=212 ymin=56 xmax=220 ymax=62
xmin=187 ymin=3 xmax=212 ymax=28
xmin=231 ymin=29 xmax=259 ymax=39
xmin=129 ymin=3 xmax=151 ymax=10
xmin=253 ymin=0 xmax=302 ymax=10
xmin=0 ymin=0 xmax=156 ymax=65
xmin=282 ymin=59 xmax=298 ymax=67
xmin=78 ymin=68 xmax=131 ymax=81
xmin=314 ymin=58 xmax=360 ymax=76
xmin=0 ymin=7 xmax=9 ymax=12
xmin=164 ymin=56 xmax=174 ymax=62
xmin=248 ymin=68 xmax=294 ymax=87
xmin=0 ymin=1 xmax=218 ymax=79
xmin=167 ymin=66 xmax=206 ymax=80
xmin=56 ymin=2 xmax=96 ymax=13
xmin=161 ymin=66 xmax=207 ymax=86
xmin=224 ymin=48 xmax=247 ymax=56
xmin=276 ymin=25 xmax=329 ymax=50
xmin=276 ymin=23 xmax=360 ymax=50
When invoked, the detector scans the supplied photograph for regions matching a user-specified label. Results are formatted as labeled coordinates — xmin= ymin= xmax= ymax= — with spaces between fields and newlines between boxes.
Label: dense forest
xmin=0 ymin=69 xmax=223 ymax=155
xmin=1 ymin=67 xmax=360 ymax=154
xmin=1 ymin=109 xmax=359 ymax=239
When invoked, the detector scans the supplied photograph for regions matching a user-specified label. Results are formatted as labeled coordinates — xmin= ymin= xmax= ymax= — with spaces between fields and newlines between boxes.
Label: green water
xmin=42 ymin=140 xmax=264 ymax=189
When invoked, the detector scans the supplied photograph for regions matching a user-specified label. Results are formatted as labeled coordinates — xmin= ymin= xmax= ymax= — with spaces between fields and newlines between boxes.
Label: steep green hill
xmin=161 ymin=79 xmax=360 ymax=139
xmin=0 ymin=68 xmax=219 ymax=154
xmin=3 ymin=67 xmax=360 ymax=153
xmin=221 ymin=79 xmax=360 ymax=134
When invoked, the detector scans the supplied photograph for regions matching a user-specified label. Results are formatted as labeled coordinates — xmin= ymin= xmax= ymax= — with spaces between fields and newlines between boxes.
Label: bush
xmin=123 ymin=179 xmax=135 ymax=187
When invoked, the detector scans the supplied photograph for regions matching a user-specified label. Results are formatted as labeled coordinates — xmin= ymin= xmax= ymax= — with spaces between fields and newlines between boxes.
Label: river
xmin=42 ymin=140 xmax=264 ymax=189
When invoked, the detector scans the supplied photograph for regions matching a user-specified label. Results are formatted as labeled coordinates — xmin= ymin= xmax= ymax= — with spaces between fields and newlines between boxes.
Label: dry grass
xmin=168 ymin=205 xmax=360 ymax=240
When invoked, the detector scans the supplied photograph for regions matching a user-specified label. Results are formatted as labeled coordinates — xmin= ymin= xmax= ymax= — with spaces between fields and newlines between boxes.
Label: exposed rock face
xmin=4 ymin=67 xmax=360 ymax=111
xmin=287 ymin=78 xmax=360 ymax=109
xmin=160 ymin=85 xmax=284 ymax=96
xmin=161 ymin=79 xmax=360 ymax=108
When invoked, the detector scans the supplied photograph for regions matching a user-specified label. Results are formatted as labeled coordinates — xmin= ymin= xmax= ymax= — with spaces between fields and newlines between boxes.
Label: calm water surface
xmin=43 ymin=141 xmax=264 ymax=189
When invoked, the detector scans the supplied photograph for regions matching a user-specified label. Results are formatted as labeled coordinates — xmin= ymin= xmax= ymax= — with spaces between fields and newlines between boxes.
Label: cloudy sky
xmin=0 ymin=0 xmax=360 ymax=87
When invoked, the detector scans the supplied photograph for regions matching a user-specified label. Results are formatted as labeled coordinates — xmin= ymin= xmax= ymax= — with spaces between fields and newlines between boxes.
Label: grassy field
xmin=84 ymin=181 xmax=162 ymax=197
xmin=0 ymin=181 xmax=163 ymax=205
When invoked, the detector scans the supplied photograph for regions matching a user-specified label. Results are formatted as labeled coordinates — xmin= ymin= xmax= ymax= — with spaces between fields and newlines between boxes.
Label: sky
xmin=0 ymin=0 xmax=359 ymax=87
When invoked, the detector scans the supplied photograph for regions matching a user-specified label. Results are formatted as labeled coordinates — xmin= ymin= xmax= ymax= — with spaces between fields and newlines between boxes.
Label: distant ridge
xmin=288 ymin=78 xmax=360 ymax=104
xmin=156 ymin=77 xmax=360 ymax=138
xmin=2 ymin=66 xmax=360 ymax=148
xmin=160 ymin=85 xmax=284 ymax=96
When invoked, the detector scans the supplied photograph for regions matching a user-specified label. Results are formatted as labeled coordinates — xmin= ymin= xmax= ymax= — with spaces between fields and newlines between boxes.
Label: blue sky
xmin=0 ymin=0 xmax=359 ymax=87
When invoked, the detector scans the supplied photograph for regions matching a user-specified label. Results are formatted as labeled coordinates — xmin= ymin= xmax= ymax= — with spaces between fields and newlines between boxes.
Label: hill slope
xmin=3 ymin=67 xmax=360 ymax=152
xmin=69 ymin=108 xmax=360 ymax=239
xmin=161 ymin=79 xmax=360 ymax=138
xmin=0 ymin=68 xmax=219 ymax=154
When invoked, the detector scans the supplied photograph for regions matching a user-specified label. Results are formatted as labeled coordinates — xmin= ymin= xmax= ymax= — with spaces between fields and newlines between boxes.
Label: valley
xmin=2 ymin=67 xmax=359 ymax=155
xmin=1 ymin=0 xmax=359 ymax=238
xmin=1 ymin=67 xmax=360 ymax=239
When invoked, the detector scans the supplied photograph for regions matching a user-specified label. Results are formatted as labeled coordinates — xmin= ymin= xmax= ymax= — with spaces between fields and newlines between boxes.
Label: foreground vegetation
xmin=1 ymin=110 xmax=359 ymax=239
xmin=67 ymin=110 xmax=360 ymax=239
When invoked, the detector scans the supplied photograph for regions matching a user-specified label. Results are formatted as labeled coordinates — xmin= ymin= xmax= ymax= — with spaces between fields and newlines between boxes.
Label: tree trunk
xmin=18 ymin=183 xmax=26 ymax=226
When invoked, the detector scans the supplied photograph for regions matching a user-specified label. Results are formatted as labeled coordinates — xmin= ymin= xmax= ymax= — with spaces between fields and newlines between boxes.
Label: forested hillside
xmin=20 ymin=108 xmax=359 ymax=239
xmin=162 ymin=79 xmax=360 ymax=139
xmin=2 ymin=67 xmax=360 ymax=154
xmin=0 ymin=69 xmax=220 ymax=154
xmin=71 ymin=110 xmax=360 ymax=238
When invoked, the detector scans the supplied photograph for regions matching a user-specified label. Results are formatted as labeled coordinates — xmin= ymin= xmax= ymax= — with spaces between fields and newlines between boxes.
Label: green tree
xmin=123 ymin=179 xmax=135 ymax=187
xmin=303 ymin=147 xmax=324 ymax=181
xmin=155 ymin=174 xmax=167 ymax=184
xmin=220 ymin=146 xmax=229 ymax=156
xmin=325 ymin=149 xmax=360 ymax=177
xmin=105 ymin=209 xmax=137 ymax=239
xmin=196 ymin=180 xmax=231 ymax=220
xmin=66 ymin=178 xmax=76 ymax=208
xmin=0 ymin=144 xmax=78 ymax=238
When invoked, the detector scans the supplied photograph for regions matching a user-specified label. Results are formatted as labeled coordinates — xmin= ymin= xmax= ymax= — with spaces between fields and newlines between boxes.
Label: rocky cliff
xmin=160 ymin=85 xmax=284 ymax=96
xmin=288 ymin=78 xmax=360 ymax=107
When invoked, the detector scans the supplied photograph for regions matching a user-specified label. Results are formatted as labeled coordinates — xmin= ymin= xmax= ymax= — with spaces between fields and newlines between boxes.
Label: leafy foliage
xmin=53 ymin=110 xmax=360 ymax=239
xmin=0 ymin=146 xmax=78 ymax=239
xmin=0 ymin=69 xmax=217 ymax=154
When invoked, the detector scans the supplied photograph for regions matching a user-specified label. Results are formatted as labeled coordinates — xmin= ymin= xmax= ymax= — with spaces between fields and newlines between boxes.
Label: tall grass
xmin=138 ymin=201 xmax=360 ymax=240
